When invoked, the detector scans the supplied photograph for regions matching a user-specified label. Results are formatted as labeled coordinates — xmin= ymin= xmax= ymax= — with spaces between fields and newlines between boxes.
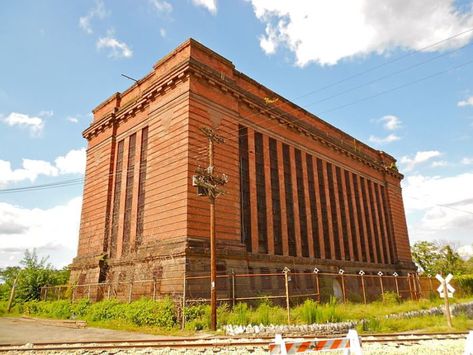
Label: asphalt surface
xmin=0 ymin=317 xmax=170 ymax=345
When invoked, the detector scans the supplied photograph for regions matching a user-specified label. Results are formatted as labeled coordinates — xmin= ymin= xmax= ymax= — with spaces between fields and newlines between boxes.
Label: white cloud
xmin=378 ymin=115 xmax=402 ymax=131
xmin=458 ymin=95 xmax=473 ymax=107
xmin=250 ymin=0 xmax=473 ymax=66
xmin=38 ymin=110 xmax=54 ymax=118
xmin=0 ymin=148 xmax=86 ymax=187
xmin=368 ymin=133 xmax=401 ymax=145
xmin=55 ymin=148 xmax=86 ymax=175
xmin=159 ymin=28 xmax=167 ymax=38
xmin=192 ymin=0 xmax=217 ymax=14
xmin=2 ymin=112 xmax=44 ymax=136
xmin=0 ymin=197 xmax=82 ymax=268
xmin=403 ymin=173 xmax=473 ymax=246
xmin=431 ymin=160 xmax=449 ymax=168
xmin=149 ymin=0 xmax=173 ymax=14
xmin=462 ymin=157 xmax=473 ymax=165
xmin=67 ymin=116 xmax=79 ymax=123
xmin=97 ymin=33 xmax=133 ymax=59
xmin=400 ymin=150 xmax=442 ymax=172
xmin=79 ymin=0 xmax=107 ymax=34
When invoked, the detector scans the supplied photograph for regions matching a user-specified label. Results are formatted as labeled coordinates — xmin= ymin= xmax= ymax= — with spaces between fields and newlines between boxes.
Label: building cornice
xmin=83 ymin=52 xmax=402 ymax=179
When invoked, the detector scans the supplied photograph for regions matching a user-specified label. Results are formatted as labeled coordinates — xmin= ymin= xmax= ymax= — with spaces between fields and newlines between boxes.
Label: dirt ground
xmin=0 ymin=317 xmax=174 ymax=345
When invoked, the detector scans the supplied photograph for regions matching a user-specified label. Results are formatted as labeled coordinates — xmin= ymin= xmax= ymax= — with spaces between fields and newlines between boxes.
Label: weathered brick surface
xmin=70 ymin=39 xmax=415 ymax=297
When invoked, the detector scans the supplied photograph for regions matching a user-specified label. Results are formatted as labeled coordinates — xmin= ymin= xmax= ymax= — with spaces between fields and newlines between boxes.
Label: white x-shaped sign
xmin=435 ymin=273 xmax=455 ymax=298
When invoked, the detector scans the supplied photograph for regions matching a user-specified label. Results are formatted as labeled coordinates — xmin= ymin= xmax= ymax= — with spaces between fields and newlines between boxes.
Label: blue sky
xmin=1 ymin=0 xmax=473 ymax=268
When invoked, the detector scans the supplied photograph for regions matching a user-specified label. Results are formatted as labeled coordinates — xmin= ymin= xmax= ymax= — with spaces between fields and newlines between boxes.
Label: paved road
xmin=0 ymin=317 xmax=173 ymax=345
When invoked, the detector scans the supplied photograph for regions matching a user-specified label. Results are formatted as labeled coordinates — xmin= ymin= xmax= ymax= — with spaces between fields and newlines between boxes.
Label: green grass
xmin=1 ymin=295 xmax=472 ymax=335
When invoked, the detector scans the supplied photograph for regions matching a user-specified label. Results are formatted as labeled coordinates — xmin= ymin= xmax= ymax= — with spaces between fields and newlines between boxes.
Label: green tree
xmin=411 ymin=241 xmax=442 ymax=275
xmin=437 ymin=245 xmax=466 ymax=276
xmin=411 ymin=241 xmax=467 ymax=276
xmin=0 ymin=250 xmax=70 ymax=302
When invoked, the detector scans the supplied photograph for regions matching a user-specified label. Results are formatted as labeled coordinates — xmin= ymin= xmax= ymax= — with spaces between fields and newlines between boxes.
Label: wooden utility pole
xmin=192 ymin=127 xmax=227 ymax=331
xmin=7 ymin=273 xmax=20 ymax=312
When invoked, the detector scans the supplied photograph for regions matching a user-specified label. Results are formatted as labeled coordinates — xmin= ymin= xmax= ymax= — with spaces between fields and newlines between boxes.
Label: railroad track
xmin=0 ymin=331 xmax=468 ymax=352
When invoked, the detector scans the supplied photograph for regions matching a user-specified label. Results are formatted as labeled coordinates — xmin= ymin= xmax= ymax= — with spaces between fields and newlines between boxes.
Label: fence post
xmin=107 ymin=283 xmax=111 ymax=300
xmin=407 ymin=274 xmax=414 ymax=300
xmin=181 ymin=276 xmax=186 ymax=330
xmin=339 ymin=269 xmax=346 ymax=303
xmin=283 ymin=267 xmax=291 ymax=325
xmin=87 ymin=285 xmax=91 ymax=300
xmin=313 ymin=268 xmax=320 ymax=302
xmin=45 ymin=286 xmax=49 ymax=301
xmin=393 ymin=272 xmax=400 ymax=298
xmin=128 ymin=282 xmax=133 ymax=303
xmin=359 ymin=271 xmax=366 ymax=304
xmin=378 ymin=272 xmax=384 ymax=302
xmin=412 ymin=273 xmax=419 ymax=300
xmin=416 ymin=273 xmax=423 ymax=298
xmin=231 ymin=269 xmax=236 ymax=308
xmin=428 ymin=275 xmax=433 ymax=295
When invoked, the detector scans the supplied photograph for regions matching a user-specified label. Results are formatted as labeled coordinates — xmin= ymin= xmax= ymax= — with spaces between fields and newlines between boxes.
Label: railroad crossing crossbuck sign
xmin=435 ymin=273 xmax=455 ymax=298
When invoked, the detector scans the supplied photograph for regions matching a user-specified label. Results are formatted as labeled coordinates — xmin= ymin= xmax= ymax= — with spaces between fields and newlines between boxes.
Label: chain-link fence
xmin=41 ymin=270 xmax=465 ymax=306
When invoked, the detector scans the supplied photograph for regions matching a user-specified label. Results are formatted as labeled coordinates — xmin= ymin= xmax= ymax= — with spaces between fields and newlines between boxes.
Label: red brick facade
xmin=70 ymin=39 xmax=415 ymax=294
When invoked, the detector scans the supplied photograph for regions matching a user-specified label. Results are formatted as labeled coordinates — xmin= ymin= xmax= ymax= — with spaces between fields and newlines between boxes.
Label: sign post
xmin=435 ymin=273 xmax=455 ymax=328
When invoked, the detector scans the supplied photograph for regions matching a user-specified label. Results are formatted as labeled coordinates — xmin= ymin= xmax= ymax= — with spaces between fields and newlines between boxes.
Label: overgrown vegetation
xmin=411 ymin=241 xmax=473 ymax=276
xmin=0 ymin=250 xmax=69 ymax=302
xmin=1 ymin=294 xmax=472 ymax=334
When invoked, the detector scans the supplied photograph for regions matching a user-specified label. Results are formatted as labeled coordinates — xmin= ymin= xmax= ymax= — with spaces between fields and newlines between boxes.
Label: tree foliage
xmin=0 ymin=250 xmax=70 ymax=302
xmin=411 ymin=241 xmax=470 ymax=276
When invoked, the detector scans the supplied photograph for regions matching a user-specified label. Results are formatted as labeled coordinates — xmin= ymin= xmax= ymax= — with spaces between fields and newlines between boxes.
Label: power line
xmin=318 ymin=57 xmax=473 ymax=115
xmin=0 ymin=178 xmax=84 ymax=194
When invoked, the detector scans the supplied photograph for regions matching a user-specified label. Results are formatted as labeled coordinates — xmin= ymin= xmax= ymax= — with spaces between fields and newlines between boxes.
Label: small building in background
xmin=70 ymin=39 xmax=416 ymax=301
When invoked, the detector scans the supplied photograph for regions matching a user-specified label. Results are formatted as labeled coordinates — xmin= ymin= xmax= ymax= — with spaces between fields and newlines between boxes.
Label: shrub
xmin=382 ymin=291 xmax=401 ymax=305
xmin=227 ymin=302 xmax=250 ymax=325
xmin=71 ymin=299 xmax=91 ymax=318
xmin=457 ymin=275 xmax=473 ymax=295
xmin=85 ymin=299 xmax=124 ymax=321
xmin=297 ymin=299 xmax=319 ymax=324
xmin=124 ymin=298 xmax=176 ymax=328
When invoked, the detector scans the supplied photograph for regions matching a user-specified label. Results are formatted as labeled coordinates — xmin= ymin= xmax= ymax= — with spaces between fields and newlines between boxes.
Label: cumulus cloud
xmin=462 ymin=157 xmax=473 ymax=165
xmin=431 ymin=160 xmax=449 ymax=168
xmin=159 ymin=28 xmax=167 ymax=38
xmin=0 ymin=197 xmax=82 ymax=268
xmin=400 ymin=150 xmax=442 ymax=172
xmin=79 ymin=0 xmax=107 ymax=34
xmin=378 ymin=115 xmax=402 ymax=131
xmin=2 ymin=112 xmax=44 ymax=136
xmin=55 ymin=148 xmax=86 ymax=175
xmin=0 ymin=148 xmax=86 ymax=187
xmin=97 ymin=33 xmax=133 ymax=59
xmin=458 ymin=95 xmax=473 ymax=107
xmin=192 ymin=0 xmax=217 ymax=14
xmin=250 ymin=0 xmax=473 ymax=66
xmin=368 ymin=133 xmax=401 ymax=145
xmin=67 ymin=116 xmax=79 ymax=123
xmin=403 ymin=173 xmax=473 ymax=246
xmin=149 ymin=0 xmax=173 ymax=14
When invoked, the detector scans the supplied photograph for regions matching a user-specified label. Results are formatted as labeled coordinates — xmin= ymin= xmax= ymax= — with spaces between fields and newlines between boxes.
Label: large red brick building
xmin=70 ymin=39 xmax=415 ymax=295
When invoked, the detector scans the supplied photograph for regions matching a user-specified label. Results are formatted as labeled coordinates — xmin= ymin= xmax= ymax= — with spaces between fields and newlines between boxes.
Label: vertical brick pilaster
xmin=290 ymin=146 xmax=302 ymax=257
xmin=353 ymin=174 xmax=370 ymax=263
xmin=331 ymin=166 xmax=345 ymax=260
xmin=129 ymin=129 xmax=142 ymax=252
xmin=322 ymin=161 xmax=335 ymax=260
xmin=347 ymin=171 xmax=362 ymax=262
xmin=302 ymin=152 xmax=314 ymax=258
xmin=247 ymin=128 xmax=258 ymax=254
xmin=263 ymin=135 xmax=274 ymax=255
xmin=340 ymin=169 xmax=354 ymax=261
xmin=277 ymin=141 xmax=289 ymax=256
xmin=117 ymin=137 xmax=130 ymax=258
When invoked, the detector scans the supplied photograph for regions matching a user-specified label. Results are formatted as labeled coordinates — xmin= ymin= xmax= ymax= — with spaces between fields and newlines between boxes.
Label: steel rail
xmin=0 ymin=331 xmax=468 ymax=352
